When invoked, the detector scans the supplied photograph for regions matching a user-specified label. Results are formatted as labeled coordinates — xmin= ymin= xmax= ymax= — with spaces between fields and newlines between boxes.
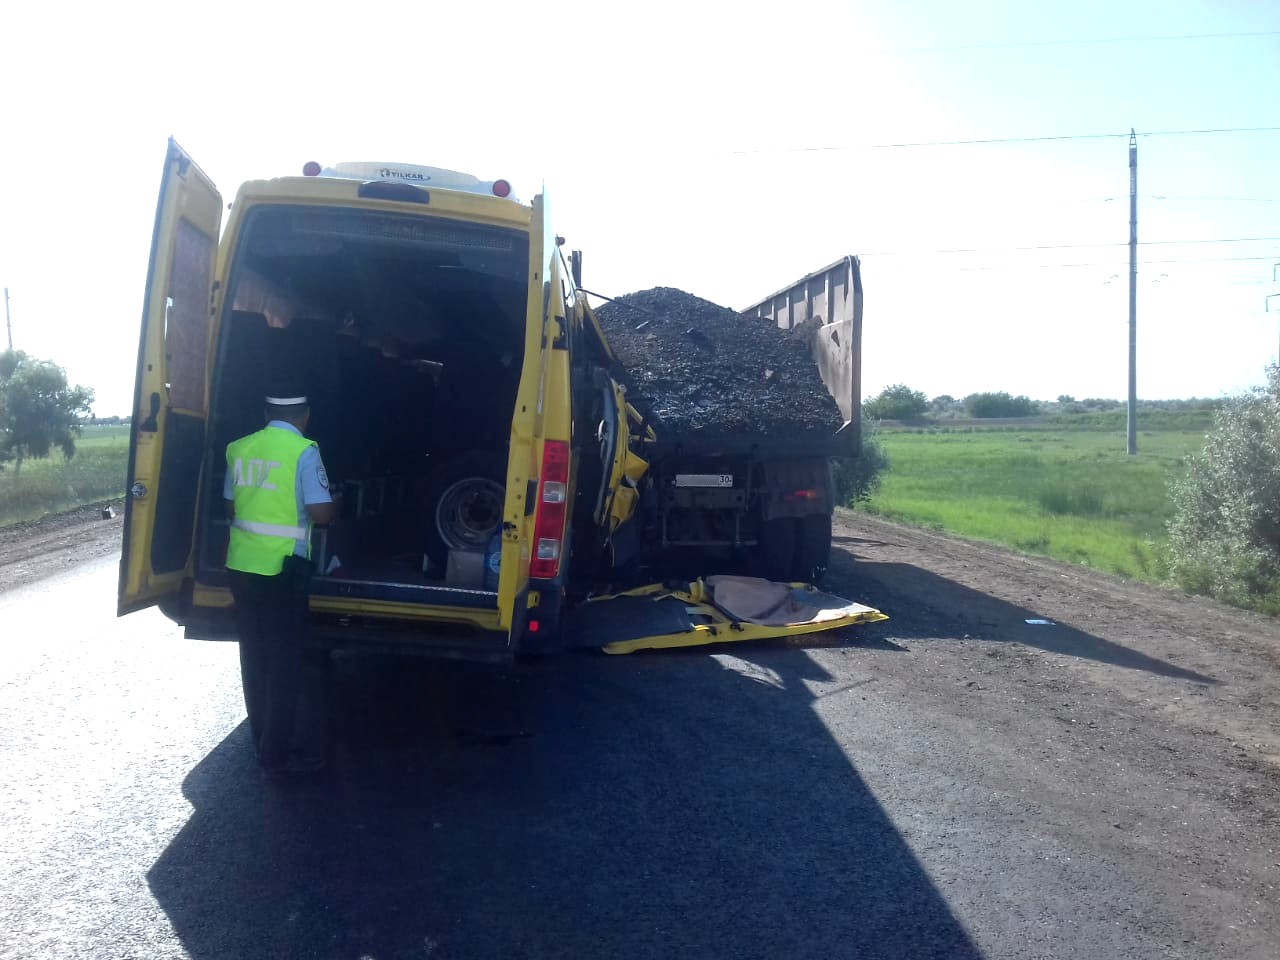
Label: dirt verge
xmin=0 ymin=500 xmax=124 ymax=594
xmin=829 ymin=507 xmax=1280 ymax=791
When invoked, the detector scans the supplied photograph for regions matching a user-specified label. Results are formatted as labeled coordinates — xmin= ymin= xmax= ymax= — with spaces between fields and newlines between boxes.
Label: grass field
xmin=864 ymin=425 xmax=1207 ymax=583
xmin=0 ymin=418 xmax=1216 ymax=592
xmin=0 ymin=426 xmax=129 ymax=526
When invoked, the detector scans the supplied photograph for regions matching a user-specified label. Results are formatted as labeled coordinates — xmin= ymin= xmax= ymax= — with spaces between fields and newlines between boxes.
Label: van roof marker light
xmin=302 ymin=161 xmax=322 ymax=176
xmin=492 ymin=179 xmax=512 ymax=198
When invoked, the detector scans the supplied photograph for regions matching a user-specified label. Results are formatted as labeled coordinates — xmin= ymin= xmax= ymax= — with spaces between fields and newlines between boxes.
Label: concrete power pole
xmin=1272 ymin=263 xmax=1280 ymax=363
xmin=4 ymin=288 xmax=11 ymax=352
xmin=1127 ymin=130 xmax=1138 ymax=456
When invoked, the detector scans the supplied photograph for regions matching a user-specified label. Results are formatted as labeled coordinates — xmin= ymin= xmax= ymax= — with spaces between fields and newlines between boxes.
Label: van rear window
xmin=289 ymin=210 xmax=518 ymax=253
xmin=244 ymin=207 xmax=529 ymax=287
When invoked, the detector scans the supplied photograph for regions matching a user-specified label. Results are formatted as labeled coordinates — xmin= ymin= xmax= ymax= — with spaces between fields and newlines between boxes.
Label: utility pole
xmin=4 ymin=288 xmax=11 ymax=352
xmin=1272 ymin=263 xmax=1280 ymax=363
xmin=1127 ymin=129 xmax=1138 ymax=456
xmin=1268 ymin=291 xmax=1280 ymax=359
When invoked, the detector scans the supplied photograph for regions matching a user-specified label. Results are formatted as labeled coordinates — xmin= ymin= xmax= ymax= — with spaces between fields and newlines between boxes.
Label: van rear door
xmin=119 ymin=139 xmax=222 ymax=616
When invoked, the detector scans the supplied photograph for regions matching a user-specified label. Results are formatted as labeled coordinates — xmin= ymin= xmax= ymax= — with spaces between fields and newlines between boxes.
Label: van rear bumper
xmin=175 ymin=603 xmax=514 ymax=663
xmin=170 ymin=581 xmax=515 ymax=663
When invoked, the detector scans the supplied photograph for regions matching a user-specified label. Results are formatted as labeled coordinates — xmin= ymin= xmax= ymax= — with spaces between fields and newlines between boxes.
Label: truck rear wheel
xmin=795 ymin=513 xmax=832 ymax=584
xmin=758 ymin=513 xmax=831 ymax=584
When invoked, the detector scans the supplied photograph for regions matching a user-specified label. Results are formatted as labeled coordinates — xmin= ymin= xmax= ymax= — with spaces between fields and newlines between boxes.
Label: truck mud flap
xmin=566 ymin=575 xmax=886 ymax=655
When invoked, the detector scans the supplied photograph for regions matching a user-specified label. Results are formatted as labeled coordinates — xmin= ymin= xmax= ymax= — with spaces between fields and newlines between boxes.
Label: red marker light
xmin=528 ymin=619 xmax=540 ymax=633
xmin=302 ymin=161 xmax=322 ymax=177
xmin=492 ymin=179 xmax=511 ymax=198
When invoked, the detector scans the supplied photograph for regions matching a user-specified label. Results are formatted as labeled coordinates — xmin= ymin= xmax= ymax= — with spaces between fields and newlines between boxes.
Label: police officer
xmin=224 ymin=389 xmax=336 ymax=773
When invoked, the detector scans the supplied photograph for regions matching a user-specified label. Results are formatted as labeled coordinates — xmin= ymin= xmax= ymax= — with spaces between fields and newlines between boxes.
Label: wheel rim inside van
xmin=436 ymin=477 xmax=505 ymax=552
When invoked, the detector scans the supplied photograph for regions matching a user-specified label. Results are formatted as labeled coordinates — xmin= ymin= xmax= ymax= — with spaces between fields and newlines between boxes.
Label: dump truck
xmin=118 ymin=141 xmax=883 ymax=697
xmin=595 ymin=260 xmax=864 ymax=585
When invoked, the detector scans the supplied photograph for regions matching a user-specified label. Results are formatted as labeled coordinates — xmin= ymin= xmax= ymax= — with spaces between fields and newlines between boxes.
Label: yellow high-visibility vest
xmin=225 ymin=426 xmax=316 ymax=575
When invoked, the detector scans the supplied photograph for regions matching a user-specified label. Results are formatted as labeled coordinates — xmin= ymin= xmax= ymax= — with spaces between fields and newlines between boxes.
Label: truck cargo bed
xmin=595 ymin=257 xmax=862 ymax=457
xmin=640 ymin=425 xmax=853 ymax=459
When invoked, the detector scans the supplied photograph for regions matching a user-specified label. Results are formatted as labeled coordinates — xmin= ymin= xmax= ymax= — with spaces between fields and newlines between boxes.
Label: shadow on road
xmin=829 ymin=552 xmax=1217 ymax=685
xmin=148 ymin=648 xmax=983 ymax=960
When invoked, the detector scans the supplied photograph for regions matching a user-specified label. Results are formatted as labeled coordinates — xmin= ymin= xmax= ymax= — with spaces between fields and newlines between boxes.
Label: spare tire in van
xmin=421 ymin=452 xmax=507 ymax=571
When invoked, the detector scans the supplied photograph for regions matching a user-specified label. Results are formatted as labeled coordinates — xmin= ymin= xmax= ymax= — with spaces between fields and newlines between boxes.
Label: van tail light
xmin=529 ymin=440 xmax=570 ymax=580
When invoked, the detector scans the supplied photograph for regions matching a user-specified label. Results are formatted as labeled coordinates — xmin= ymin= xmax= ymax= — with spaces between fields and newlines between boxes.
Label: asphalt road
xmin=1 ymin=531 xmax=1277 ymax=959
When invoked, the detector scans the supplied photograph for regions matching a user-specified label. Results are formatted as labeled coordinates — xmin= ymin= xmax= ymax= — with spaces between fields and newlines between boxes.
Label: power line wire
xmin=1150 ymin=194 xmax=1280 ymax=203
xmin=951 ymin=255 xmax=1280 ymax=272
xmin=732 ymin=125 xmax=1280 ymax=154
xmin=1068 ymin=195 xmax=1280 ymax=204
xmin=886 ymin=29 xmax=1280 ymax=53
xmin=861 ymin=236 xmax=1280 ymax=257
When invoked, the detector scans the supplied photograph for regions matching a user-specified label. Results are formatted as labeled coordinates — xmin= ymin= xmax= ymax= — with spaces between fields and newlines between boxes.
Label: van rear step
xmin=312 ymin=576 xmax=498 ymax=610
xmin=568 ymin=576 xmax=886 ymax=655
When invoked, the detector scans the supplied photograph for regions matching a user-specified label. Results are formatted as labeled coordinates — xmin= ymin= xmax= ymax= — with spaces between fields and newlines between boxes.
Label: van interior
xmin=198 ymin=205 xmax=530 ymax=603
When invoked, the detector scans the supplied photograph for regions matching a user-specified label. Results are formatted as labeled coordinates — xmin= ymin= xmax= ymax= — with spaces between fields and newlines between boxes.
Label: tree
xmin=1055 ymin=394 xmax=1084 ymax=414
xmin=1081 ymin=397 xmax=1122 ymax=411
xmin=963 ymin=391 xmax=1038 ymax=418
xmin=930 ymin=394 xmax=964 ymax=417
xmin=864 ymin=383 xmax=928 ymax=421
xmin=1167 ymin=364 xmax=1280 ymax=614
xmin=0 ymin=350 xmax=95 ymax=473
xmin=832 ymin=419 xmax=890 ymax=505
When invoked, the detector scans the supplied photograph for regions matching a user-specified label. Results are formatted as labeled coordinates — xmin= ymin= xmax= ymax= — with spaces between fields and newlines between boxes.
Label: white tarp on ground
xmin=706 ymin=575 xmax=881 ymax=627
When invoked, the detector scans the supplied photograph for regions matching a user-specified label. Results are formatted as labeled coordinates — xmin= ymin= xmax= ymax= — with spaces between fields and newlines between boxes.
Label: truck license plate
xmin=675 ymin=474 xmax=734 ymax=488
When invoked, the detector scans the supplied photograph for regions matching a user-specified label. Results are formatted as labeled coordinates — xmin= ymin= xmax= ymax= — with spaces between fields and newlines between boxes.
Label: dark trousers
xmin=229 ymin=555 xmax=329 ymax=765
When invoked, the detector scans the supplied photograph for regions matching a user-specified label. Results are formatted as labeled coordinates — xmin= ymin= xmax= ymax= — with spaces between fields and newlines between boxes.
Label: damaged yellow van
xmin=118 ymin=139 xmax=883 ymax=667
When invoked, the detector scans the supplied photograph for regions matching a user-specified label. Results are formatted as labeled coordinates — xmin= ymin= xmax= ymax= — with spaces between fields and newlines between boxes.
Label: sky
xmin=0 ymin=0 xmax=1277 ymax=415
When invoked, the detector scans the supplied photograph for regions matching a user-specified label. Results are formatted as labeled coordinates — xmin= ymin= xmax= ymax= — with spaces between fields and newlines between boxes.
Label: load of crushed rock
xmin=594 ymin=287 xmax=843 ymax=440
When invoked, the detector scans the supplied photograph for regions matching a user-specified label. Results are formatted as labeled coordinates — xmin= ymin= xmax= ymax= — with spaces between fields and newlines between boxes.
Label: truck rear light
xmin=786 ymin=488 xmax=820 ymax=501
xmin=529 ymin=440 xmax=570 ymax=579
xmin=303 ymin=161 xmax=322 ymax=176
xmin=492 ymin=179 xmax=512 ymax=197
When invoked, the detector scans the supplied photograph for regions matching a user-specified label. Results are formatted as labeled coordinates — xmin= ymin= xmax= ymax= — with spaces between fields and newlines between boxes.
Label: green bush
xmin=963 ymin=391 xmax=1038 ymax=418
xmin=832 ymin=420 xmax=890 ymax=505
xmin=1166 ymin=365 xmax=1280 ymax=614
xmin=864 ymin=384 xmax=929 ymax=421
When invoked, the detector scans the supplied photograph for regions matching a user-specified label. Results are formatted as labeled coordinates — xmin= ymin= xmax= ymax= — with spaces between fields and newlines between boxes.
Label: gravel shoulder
xmin=826 ymin=509 xmax=1280 ymax=956
xmin=0 ymin=500 xmax=124 ymax=594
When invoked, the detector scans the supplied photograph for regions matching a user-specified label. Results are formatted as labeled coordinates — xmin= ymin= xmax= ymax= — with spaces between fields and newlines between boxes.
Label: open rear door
xmin=118 ymin=139 xmax=222 ymax=615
